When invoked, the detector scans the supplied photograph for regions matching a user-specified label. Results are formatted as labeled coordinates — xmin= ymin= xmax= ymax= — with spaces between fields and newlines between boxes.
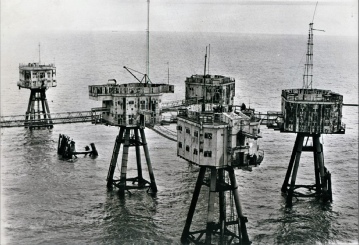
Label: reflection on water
xmin=275 ymin=200 xmax=337 ymax=244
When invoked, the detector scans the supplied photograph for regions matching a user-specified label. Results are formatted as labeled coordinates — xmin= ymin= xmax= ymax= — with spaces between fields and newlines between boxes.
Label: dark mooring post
xmin=106 ymin=126 xmax=157 ymax=195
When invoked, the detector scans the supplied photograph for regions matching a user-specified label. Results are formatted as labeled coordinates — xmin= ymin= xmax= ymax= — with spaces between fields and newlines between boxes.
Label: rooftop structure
xmin=18 ymin=62 xmax=57 ymax=89
xmin=185 ymin=74 xmax=235 ymax=109
xmin=281 ymin=88 xmax=345 ymax=134
xmin=89 ymin=81 xmax=174 ymax=127
xmin=178 ymin=65 xmax=262 ymax=243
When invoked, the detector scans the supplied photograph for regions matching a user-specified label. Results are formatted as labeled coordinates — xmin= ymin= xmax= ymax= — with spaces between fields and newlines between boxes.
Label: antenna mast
xmin=208 ymin=44 xmax=210 ymax=74
xmin=146 ymin=0 xmax=150 ymax=84
xmin=303 ymin=23 xmax=314 ymax=89
xmin=39 ymin=43 xmax=41 ymax=64
xmin=202 ymin=47 xmax=208 ymax=112
xmin=167 ymin=62 xmax=170 ymax=84
xmin=303 ymin=2 xmax=324 ymax=89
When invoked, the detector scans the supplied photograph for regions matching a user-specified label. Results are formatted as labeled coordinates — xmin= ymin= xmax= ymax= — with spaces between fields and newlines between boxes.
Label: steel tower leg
xmin=205 ymin=167 xmax=217 ymax=244
xmin=282 ymin=133 xmax=332 ymax=205
xmin=313 ymin=136 xmax=321 ymax=193
xmin=25 ymin=89 xmax=53 ymax=129
xmin=181 ymin=166 xmax=206 ymax=244
xmin=228 ymin=167 xmax=251 ymax=245
xmin=181 ymin=167 xmax=250 ymax=244
xmin=41 ymin=90 xmax=53 ymax=128
xmin=281 ymin=134 xmax=301 ymax=193
xmin=25 ymin=90 xmax=36 ymax=127
xmin=313 ymin=135 xmax=330 ymax=202
xmin=134 ymin=128 xmax=144 ymax=186
xmin=139 ymin=128 xmax=157 ymax=193
xmin=107 ymin=127 xmax=125 ymax=189
xmin=119 ymin=128 xmax=131 ymax=195
xmin=287 ymin=135 xmax=305 ymax=206
xmin=218 ymin=169 xmax=227 ymax=244
xmin=106 ymin=126 xmax=158 ymax=195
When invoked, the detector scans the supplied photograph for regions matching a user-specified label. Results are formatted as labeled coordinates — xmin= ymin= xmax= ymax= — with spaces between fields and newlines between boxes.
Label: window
xmin=177 ymin=125 xmax=182 ymax=131
xmin=140 ymin=100 xmax=146 ymax=109
xmin=204 ymin=151 xmax=212 ymax=157
xmin=186 ymin=128 xmax=190 ymax=134
xmin=178 ymin=142 xmax=182 ymax=148
xmin=194 ymin=131 xmax=198 ymax=137
xmin=204 ymin=133 xmax=212 ymax=139
xmin=193 ymin=148 xmax=198 ymax=155
xmin=186 ymin=145 xmax=190 ymax=152
xmin=129 ymin=101 xmax=134 ymax=105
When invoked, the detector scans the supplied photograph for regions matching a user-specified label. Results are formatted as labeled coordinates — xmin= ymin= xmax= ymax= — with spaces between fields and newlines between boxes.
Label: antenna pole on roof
xmin=202 ymin=47 xmax=208 ymax=112
xmin=303 ymin=2 xmax=324 ymax=89
xmin=39 ymin=43 xmax=41 ymax=64
xmin=146 ymin=0 xmax=150 ymax=84
xmin=208 ymin=44 xmax=210 ymax=75
xmin=167 ymin=62 xmax=170 ymax=85
xmin=312 ymin=1 xmax=318 ymax=23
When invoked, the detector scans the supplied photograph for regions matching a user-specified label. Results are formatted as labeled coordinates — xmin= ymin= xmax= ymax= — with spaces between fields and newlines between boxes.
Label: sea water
xmin=1 ymin=31 xmax=358 ymax=244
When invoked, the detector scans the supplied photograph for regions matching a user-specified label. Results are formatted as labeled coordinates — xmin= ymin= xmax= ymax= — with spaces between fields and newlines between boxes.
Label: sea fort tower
xmin=179 ymin=49 xmax=262 ymax=245
xmin=18 ymin=49 xmax=56 ymax=129
xmin=273 ymin=23 xmax=345 ymax=205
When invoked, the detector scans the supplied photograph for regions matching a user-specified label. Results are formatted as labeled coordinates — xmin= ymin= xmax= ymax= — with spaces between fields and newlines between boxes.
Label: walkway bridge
xmin=0 ymin=104 xmax=282 ymax=130
xmin=161 ymin=98 xmax=198 ymax=112
xmin=0 ymin=108 xmax=107 ymax=128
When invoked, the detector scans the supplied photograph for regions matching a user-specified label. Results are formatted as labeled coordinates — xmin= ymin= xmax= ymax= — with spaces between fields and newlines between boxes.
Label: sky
xmin=1 ymin=0 xmax=358 ymax=36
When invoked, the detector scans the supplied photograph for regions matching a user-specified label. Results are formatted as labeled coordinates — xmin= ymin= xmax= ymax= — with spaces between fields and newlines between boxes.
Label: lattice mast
xmin=146 ymin=0 xmax=150 ymax=84
xmin=303 ymin=23 xmax=314 ymax=89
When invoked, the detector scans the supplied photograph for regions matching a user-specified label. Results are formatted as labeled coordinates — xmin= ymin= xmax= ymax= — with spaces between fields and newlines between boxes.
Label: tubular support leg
xmin=134 ymin=128 xmax=143 ymax=184
xmin=42 ymin=90 xmax=53 ymax=127
xmin=119 ymin=128 xmax=131 ymax=195
xmin=205 ymin=167 xmax=217 ymax=245
xmin=282 ymin=134 xmax=301 ymax=193
xmin=140 ymin=128 xmax=157 ymax=193
xmin=228 ymin=168 xmax=250 ymax=245
xmin=181 ymin=166 xmax=206 ymax=244
xmin=218 ymin=169 xmax=226 ymax=243
xmin=287 ymin=135 xmax=305 ymax=206
xmin=107 ymin=127 xmax=125 ymax=188
xmin=313 ymin=135 xmax=328 ymax=201
xmin=313 ymin=139 xmax=321 ymax=193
